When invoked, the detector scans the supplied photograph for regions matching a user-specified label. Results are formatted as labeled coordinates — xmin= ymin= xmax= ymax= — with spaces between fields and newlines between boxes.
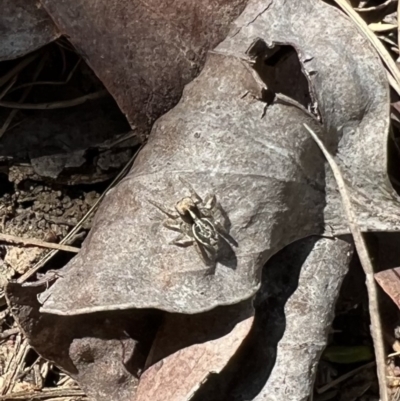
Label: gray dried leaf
xmin=136 ymin=301 xmax=254 ymax=401
xmin=189 ymin=236 xmax=353 ymax=401
xmin=1 ymin=1 xmax=59 ymax=61
xmin=39 ymin=53 xmax=326 ymax=316
xmin=218 ymin=0 xmax=395 ymax=234
xmin=38 ymin=0 xmax=248 ymax=136
xmin=6 ymin=281 xmax=161 ymax=401
xmin=252 ymin=237 xmax=352 ymax=401
xmin=30 ymin=150 xmax=86 ymax=179
xmin=39 ymin=0 xmax=394 ymax=316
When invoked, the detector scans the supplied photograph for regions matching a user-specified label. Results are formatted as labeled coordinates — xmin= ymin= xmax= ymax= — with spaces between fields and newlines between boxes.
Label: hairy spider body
xmin=148 ymin=178 xmax=227 ymax=265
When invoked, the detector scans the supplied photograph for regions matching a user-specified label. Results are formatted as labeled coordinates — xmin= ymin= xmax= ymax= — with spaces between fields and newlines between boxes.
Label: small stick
xmin=0 ymin=89 xmax=107 ymax=110
xmin=355 ymin=0 xmax=393 ymax=12
xmin=304 ymin=124 xmax=388 ymax=401
xmin=0 ymin=388 xmax=86 ymax=400
xmin=0 ymin=233 xmax=79 ymax=253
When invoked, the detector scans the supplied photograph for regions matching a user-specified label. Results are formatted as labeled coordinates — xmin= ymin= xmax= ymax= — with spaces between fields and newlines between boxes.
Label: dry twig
xmin=0 ymin=233 xmax=79 ymax=253
xmin=355 ymin=0 xmax=393 ymax=12
xmin=304 ymin=124 xmax=388 ymax=401
xmin=0 ymin=90 xmax=107 ymax=110
xmin=0 ymin=388 xmax=86 ymax=400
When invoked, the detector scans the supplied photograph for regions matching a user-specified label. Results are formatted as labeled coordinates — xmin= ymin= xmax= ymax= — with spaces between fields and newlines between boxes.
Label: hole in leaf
xmin=248 ymin=39 xmax=313 ymax=111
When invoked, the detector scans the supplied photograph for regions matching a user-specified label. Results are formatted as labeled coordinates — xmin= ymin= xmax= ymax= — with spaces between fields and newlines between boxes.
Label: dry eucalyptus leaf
xmin=6 ymin=281 xmax=161 ymax=401
xmin=189 ymin=236 xmax=353 ymax=401
xmin=251 ymin=237 xmax=352 ymax=401
xmin=5 ymin=0 xmax=397 ymax=399
xmin=375 ymin=268 xmax=400 ymax=309
xmin=38 ymin=0 xmax=394 ymax=317
xmin=1 ymin=1 xmax=59 ymax=61
xmin=136 ymin=301 xmax=253 ymax=401
xmin=38 ymin=52 xmax=326 ymax=316
xmin=218 ymin=0 xmax=396 ymax=235
xmin=38 ymin=0 xmax=248 ymax=136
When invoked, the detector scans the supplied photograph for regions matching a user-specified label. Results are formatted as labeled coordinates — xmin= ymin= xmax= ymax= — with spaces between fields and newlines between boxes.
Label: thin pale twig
xmin=33 ymin=398 xmax=87 ymax=401
xmin=56 ymin=375 xmax=75 ymax=387
xmin=304 ymin=124 xmax=388 ymax=401
xmin=0 ymin=233 xmax=80 ymax=253
xmin=0 ymin=90 xmax=107 ymax=110
xmin=0 ymin=388 xmax=86 ymax=400
xmin=369 ymin=23 xmax=397 ymax=33
xmin=355 ymin=0 xmax=393 ymax=12
xmin=334 ymin=0 xmax=400 ymax=95
xmin=18 ymin=144 xmax=144 ymax=283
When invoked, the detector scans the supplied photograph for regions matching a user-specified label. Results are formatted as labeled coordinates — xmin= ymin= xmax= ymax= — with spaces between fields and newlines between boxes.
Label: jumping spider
xmin=148 ymin=177 xmax=228 ymax=265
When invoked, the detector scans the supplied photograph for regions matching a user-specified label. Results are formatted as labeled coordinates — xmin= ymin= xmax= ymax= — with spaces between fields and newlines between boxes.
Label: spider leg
xmin=203 ymin=194 xmax=217 ymax=211
xmin=170 ymin=233 xmax=194 ymax=247
xmin=214 ymin=220 xmax=239 ymax=247
xmin=199 ymin=194 xmax=218 ymax=218
xmin=179 ymin=176 xmax=202 ymax=205
xmin=164 ymin=219 xmax=183 ymax=232
xmin=214 ymin=220 xmax=230 ymax=237
xmin=148 ymin=199 xmax=179 ymax=219
xmin=194 ymin=241 xmax=215 ymax=266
